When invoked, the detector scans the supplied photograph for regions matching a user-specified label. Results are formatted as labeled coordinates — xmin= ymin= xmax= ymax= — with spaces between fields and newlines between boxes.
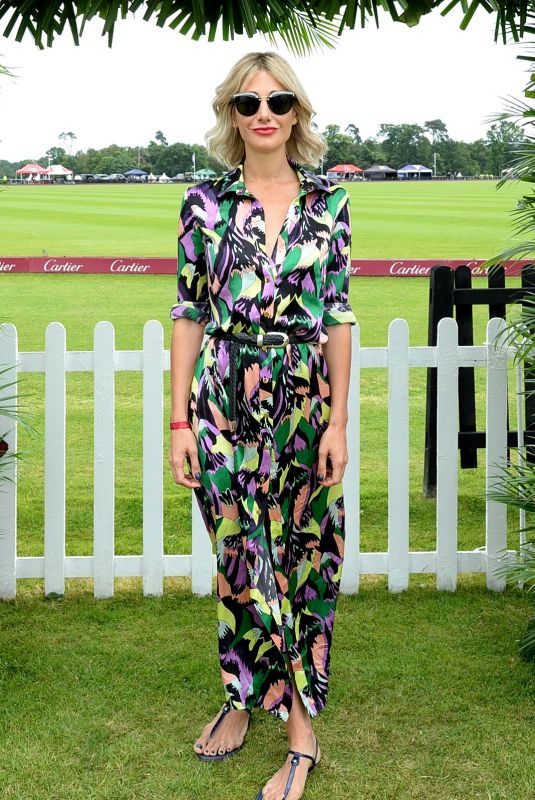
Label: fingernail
xmin=195 ymin=472 xmax=201 ymax=479
xmin=318 ymin=473 xmax=324 ymax=481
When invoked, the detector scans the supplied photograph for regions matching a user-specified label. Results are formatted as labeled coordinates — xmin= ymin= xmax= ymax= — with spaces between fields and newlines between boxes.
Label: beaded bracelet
xmin=170 ymin=421 xmax=191 ymax=430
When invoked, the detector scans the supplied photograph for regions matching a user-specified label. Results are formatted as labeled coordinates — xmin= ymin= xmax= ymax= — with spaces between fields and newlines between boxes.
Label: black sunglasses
xmin=231 ymin=91 xmax=296 ymax=117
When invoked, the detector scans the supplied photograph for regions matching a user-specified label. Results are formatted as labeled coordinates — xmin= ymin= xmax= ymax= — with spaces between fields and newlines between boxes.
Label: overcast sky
xmin=0 ymin=8 xmax=529 ymax=163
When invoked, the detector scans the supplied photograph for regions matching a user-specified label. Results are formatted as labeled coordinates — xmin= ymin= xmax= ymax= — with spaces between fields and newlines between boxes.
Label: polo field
xmin=1 ymin=179 xmax=533 ymax=800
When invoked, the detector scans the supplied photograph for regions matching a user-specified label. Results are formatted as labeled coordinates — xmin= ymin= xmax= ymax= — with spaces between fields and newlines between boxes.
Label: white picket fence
xmin=0 ymin=318 xmax=519 ymax=600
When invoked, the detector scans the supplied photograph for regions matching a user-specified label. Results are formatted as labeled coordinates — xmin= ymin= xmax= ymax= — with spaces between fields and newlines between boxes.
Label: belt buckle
xmin=256 ymin=332 xmax=289 ymax=349
xmin=271 ymin=332 xmax=289 ymax=347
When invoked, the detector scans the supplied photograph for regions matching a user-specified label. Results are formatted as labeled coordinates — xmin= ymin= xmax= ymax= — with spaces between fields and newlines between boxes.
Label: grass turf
xmin=0 ymin=179 xmax=526 ymax=258
xmin=1 ymin=185 xmax=534 ymax=800
xmin=1 ymin=578 xmax=534 ymax=800
xmin=0 ymin=274 xmax=524 ymax=562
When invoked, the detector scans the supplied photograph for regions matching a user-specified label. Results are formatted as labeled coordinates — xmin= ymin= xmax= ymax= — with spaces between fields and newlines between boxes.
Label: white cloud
xmin=0 ymin=8 xmax=529 ymax=162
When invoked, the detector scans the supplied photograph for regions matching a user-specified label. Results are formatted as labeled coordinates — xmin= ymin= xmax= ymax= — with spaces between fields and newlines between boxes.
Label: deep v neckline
xmin=264 ymin=196 xmax=299 ymax=265
xmin=244 ymin=171 xmax=301 ymax=266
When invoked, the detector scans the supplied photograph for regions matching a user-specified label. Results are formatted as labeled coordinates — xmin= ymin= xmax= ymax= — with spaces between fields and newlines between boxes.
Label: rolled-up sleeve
xmin=323 ymin=189 xmax=357 ymax=327
xmin=170 ymin=189 xmax=210 ymax=326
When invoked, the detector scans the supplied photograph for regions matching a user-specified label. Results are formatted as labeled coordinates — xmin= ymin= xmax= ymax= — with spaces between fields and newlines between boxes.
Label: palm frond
xmin=2 ymin=1 xmax=535 ymax=50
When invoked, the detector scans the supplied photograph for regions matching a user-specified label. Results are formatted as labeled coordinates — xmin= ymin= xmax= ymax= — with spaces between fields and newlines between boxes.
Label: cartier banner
xmin=0 ymin=257 xmax=529 ymax=276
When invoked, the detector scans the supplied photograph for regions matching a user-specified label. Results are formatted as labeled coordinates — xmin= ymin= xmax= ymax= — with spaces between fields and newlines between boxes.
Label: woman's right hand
xmin=168 ymin=429 xmax=202 ymax=489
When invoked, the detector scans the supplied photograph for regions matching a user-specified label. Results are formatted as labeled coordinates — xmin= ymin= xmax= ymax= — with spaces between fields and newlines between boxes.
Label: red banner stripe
xmin=0 ymin=257 xmax=531 ymax=276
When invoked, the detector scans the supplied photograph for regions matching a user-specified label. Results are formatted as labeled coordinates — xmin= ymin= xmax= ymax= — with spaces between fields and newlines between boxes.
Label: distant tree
xmin=45 ymin=146 xmax=66 ymax=164
xmin=485 ymin=120 xmax=526 ymax=175
xmin=345 ymin=124 xmax=362 ymax=145
xmin=377 ymin=123 xmax=432 ymax=167
xmin=322 ymin=124 xmax=357 ymax=168
xmin=59 ymin=131 xmax=77 ymax=155
xmin=90 ymin=144 xmax=137 ymax=174
xmin=153 ymin=130 xmax=168 ymax=146
xmin=357 ymin=138 xmax=386 ymax=169
xmin=424 ymin=119 xmax=449 ymax=146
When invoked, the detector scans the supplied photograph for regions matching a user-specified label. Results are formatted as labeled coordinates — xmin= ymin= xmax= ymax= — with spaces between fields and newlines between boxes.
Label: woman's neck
xmin=242 ymin=149 xmax=296 ymax=186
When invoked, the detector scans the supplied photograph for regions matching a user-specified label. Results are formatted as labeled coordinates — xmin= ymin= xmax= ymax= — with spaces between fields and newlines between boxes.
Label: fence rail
xmin=0 ymin=318 xmax=517 ymax=600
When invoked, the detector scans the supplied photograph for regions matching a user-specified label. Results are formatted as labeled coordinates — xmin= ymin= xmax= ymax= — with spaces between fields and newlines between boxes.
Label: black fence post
xmin=455 ymin=265 xmax=477 ymax=468
xmin=521 ymin=265 xmax=535 ymax=463
xmin=423 ymin=266 xmax=455 ymax=497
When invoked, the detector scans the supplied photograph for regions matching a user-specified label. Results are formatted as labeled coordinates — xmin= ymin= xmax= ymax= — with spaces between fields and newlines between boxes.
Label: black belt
xmin=212 ymin=331 xmax=320 ymax=432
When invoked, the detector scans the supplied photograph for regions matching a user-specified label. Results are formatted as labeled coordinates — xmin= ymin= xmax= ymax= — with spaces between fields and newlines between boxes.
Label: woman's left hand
xmin=316 ymin=422 xmax=348 ymax=487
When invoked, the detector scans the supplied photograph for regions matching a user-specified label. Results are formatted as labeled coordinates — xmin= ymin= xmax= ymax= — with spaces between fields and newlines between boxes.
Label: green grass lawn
xmin=1 ymin=275 xmax=524 ymax=562
xmin=1 ymin=180 xmax=527 ymax=558
xmin=0 ymin=179 xmax=526 ymax=258
xmin=1 ymin=186 xmax=534 ymax=800
xmin=1 ymin=578 xmax=533 ymax=800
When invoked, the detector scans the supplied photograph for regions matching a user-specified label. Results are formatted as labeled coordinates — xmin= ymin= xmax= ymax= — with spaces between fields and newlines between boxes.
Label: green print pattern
xmin=171 ymin=161 xmax=356 ymax=721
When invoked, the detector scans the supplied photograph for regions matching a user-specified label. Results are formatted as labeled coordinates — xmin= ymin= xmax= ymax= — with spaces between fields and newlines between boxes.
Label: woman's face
xmin=232 ymin=69 xmax=298 ymax=158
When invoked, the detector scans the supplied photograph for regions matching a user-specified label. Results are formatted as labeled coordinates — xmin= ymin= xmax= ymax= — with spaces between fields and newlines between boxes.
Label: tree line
xmin=0 ymin=119 xmax=524 ymax=179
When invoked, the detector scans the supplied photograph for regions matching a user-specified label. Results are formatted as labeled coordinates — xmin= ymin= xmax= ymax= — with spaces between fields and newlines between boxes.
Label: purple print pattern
xmin=171 ymin=160 xmax=356 ymax=721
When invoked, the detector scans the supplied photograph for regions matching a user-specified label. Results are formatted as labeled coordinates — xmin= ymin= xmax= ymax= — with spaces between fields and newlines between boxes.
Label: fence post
xmin=436 ymin=317 xmax=459 ymax=591
xmin=94 ymin=322 xmax=115 ymax=599
xmin=44 ymin=322 xmax=66 ymax=598
xmin=387 ymin=319 xmax=409 ymax=592
xmin=455 ymin=266 xmax=477 ymax=468
xmin=143 ymin=321 xmax=164 ymax=597
xmin=191 ymin=492 xmax=213 ymax=596
xmin=423 ymin=266 xmax=455 ymax=496
xmin=0 ymin=323 xmax=18 ymax=600
xmin=340 ymin=322 xmax=360 ymax=594
xmin=521 ymin=265 xmax=535 ymax=462
xmin=485 ymin=317 xmax=508 ymax=591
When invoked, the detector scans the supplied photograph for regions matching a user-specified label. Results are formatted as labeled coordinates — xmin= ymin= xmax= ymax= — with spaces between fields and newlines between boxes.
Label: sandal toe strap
xmin=205 ymin=701 xmax=251 ymax=744
xmin=282 ymin=749 xmax=316 ymax=799
xmin=205 ymin=702 xmax=231 ymax=744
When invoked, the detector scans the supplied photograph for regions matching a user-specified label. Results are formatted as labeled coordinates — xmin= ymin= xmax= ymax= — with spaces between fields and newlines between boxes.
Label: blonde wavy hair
xmin=205 ymin=52 xmax=326 ymax=169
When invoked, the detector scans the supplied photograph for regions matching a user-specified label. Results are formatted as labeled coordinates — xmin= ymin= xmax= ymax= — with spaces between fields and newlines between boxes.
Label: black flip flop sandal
xmin=255 ymin=735 xmax=319 ymax=799
xmin=196 ymin=701 xmax=252 ymax=761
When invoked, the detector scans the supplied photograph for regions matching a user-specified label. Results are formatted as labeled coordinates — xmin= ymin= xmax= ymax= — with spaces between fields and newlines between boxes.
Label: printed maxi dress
xmin=170 ymin=160 xmax=357 ymax=722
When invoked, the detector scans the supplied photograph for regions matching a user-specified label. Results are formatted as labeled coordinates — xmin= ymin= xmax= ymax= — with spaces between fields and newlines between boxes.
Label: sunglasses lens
xmin=233 ymin=94 xmax=260 ymax=116
xmin=232 ymin=92 xmax=295 ymax=116
xmin=268 ymin=93 xmax=295 ymax=115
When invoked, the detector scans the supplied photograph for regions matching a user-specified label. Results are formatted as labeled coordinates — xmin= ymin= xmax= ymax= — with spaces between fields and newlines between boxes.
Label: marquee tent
xmin=195 ymin=168 xmax=217 ymax=179
xmin=46 ymin=164 xmax=73 ymax=178
xmin=15 ymin=163 xmax=48 ymax=180
xmin=327 ymin=164 xmax=363 ymax=181
xmin=397 ymin=164 xmax=432 ymax=180
xmin=363 ymin=165 xmax=398 ymax=181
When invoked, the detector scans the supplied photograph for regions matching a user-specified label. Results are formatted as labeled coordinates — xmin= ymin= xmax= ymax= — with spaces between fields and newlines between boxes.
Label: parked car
xmin=79 ymin=173 xmax=95 ymax=183
xmin=106 ymin=173 xmax=127 ymax=183
xmin=93 ymin=174 xmax=109 ymax=182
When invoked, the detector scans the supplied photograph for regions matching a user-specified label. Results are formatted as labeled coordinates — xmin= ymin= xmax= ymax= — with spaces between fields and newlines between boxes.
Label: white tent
xmin=46 ymin=164 xmax=74 ymax=179
xmin=397 ymin=164 xmax=432 ymax=180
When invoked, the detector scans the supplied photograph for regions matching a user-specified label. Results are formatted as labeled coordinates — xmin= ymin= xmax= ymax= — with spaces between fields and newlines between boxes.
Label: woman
xmin=168 ymin=52 xmax=356 ymax=800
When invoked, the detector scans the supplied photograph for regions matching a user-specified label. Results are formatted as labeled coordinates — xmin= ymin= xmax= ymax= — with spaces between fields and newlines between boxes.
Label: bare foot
xmin=193 ymin=704 xmax=250 ymax=758
xmin=258 ymin=730 xmax=320 ymax=800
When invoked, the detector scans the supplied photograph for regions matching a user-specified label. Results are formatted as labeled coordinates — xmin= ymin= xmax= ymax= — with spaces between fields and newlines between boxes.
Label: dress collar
xmin=215 ymin=158 xmax=332 ymax=198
